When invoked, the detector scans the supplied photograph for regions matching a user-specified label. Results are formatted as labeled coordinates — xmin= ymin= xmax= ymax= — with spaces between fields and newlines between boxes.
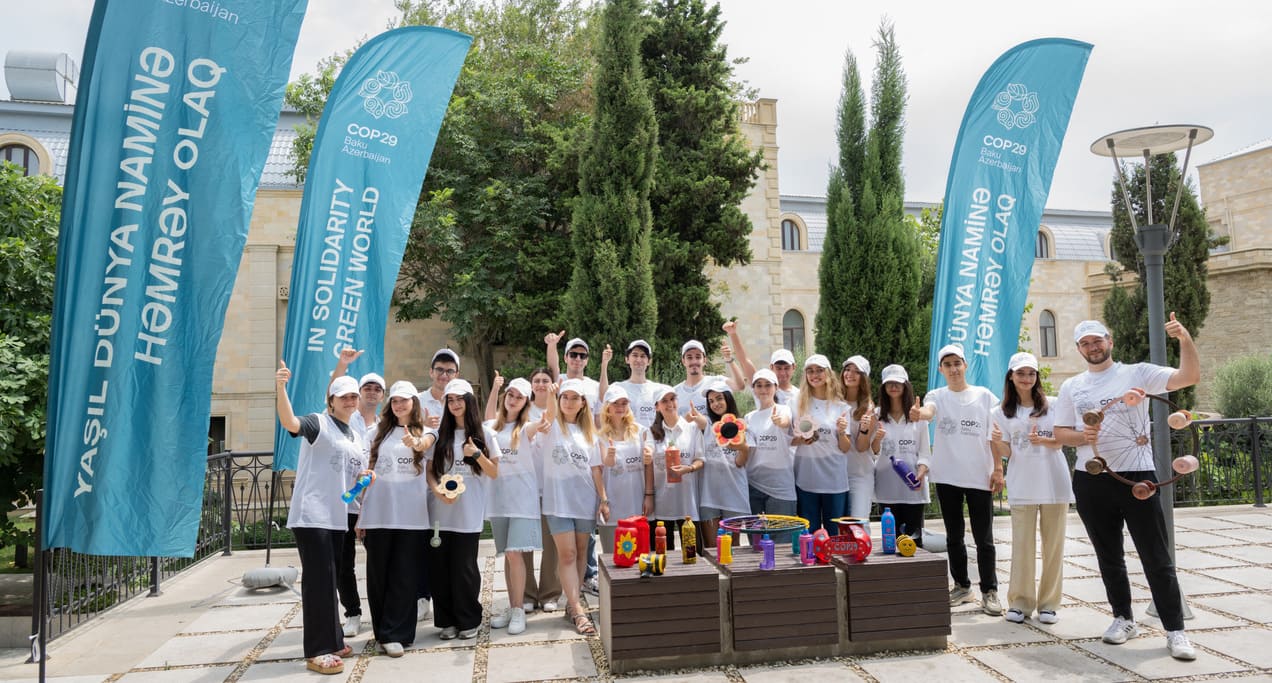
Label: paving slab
xmin=858 ymin=652 xmax=997 ymax=683
xmin=213 ymin=586 xmax=300 ymax=607
xmin=949 ymin=612 xmax=1056 ymax=647
xmin=1176 ymin=571 xmax=1254 ymax=596
xmin=1079 ymin=635 xmax=1251 ymax=679
xmin=236 ymin=659 xmax=353 ymax=682
xmin=1171 ymin=547 xmax=1250 ymax=570
xmin=1138 ymin=603 xmax=1245 ymax=631
xmin=1217 ymin=527 xmax=1272 ymax=544
xmin=1193 ymin=593 xmax=1272 ymax=624
xmin=1199 ymin=566 xmax=1272 ymax=591
xmin=1063 ymin=576 xmax=1150 ymax=604
xmin=738 ymin=661 xmax=867 ymax=682
xmin=361 ymin=645 xmax=475 ymax=682
xmin=970 ymin=643 xmax=1130 ymax=682
xmin=1189 ymin=627 xmax=1272 ymax=669
xmin=1025 ymin=604 xmax=1118 ymax=641
xmin=117 ymin=665 xmax=236 ymax=682
xmin=485 ymin=641 xmax=595 ymax=683
xmin=1213 ymin=543 xmax=1272 ymax=565
xmin=179 ymin=602 xmax=293 ymax=634
xmin=1173 ymin=516 xmax=1249 ymax=531
xmin=1173 ymin=529 xmax=1249 ymax=548
xmin=1209 ymin=512 xmax=1272 ymax=527
xmin=617 ymin=671 xmax=732 ymax=682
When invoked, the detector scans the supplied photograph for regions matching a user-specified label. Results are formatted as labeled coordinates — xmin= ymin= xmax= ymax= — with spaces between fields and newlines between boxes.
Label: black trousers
xmin=888 ymin=503 xmax=927 ymax=547
xmin=416 ymin=531 xmax=433 ymax=602
xmin=336 ymin=513 xmax=362 ymax=617
xmin=293 ymin=526 xmax=346 ymax=658
xmin=1074 ymin=470 xmax=1185 ymax=631
xmin=426 ymin=531 xmax=482 ymax=631
xmin=936 ymin=484 xmax=998 ymax=592
xmin=363 ymin=528 xmax=425 ymax=645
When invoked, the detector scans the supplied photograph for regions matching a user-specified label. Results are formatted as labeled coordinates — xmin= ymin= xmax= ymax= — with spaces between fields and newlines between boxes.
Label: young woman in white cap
xmin=839 ymin=355 xmax=876 ymax=526
xmin=520 ymin=366 xmax=562 ymax=614
xmin=697 ymin=381 xmax=751 ymax=546
xmin=647 ymin=385 xmax=705 ymax=552
xmin=744 ymin=369 xmax=796 ymax=519
xmin=598 ymin=385 xmax=651 ymax=554
xmin=426 ymin=379 xmax=499 ymax=640
xmin=357 ymin=381 xmax=436 ymax=657
xmin=991 ymin=352 xmax=1071 ymax=626
xmin=865 ymin=365 xmax=930 ymax=544
xmin=530 ymin=378 xmax=607 ymax=635
xmin=274 ymin=362 xmax=361 ymax=675
xmin=791 ymin=354 xmax=853 ymax=534
xmin=485 ymin=377 xmax=539 ymax=636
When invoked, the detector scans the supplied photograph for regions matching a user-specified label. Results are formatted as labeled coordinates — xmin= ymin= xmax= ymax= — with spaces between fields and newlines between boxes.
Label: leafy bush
xmin=1214 ymin=354 xmax=1272 ymax=417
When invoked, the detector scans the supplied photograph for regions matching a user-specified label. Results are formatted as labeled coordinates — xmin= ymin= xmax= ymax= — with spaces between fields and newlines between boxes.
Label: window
xmin=1039 ymin=310 xmax=1058 ymax=358
xmin=782 ymin=309 xmax=805 ymax=353
xmin=1035 ymin=230 xmax=1051 ymax=259
xmin=0 ymin=144 xmax=39 ymax=176
xmin=208 ymin=416 xmax=227 ymax=455
xmin=781 ymin=219 xmax=801 ymax=251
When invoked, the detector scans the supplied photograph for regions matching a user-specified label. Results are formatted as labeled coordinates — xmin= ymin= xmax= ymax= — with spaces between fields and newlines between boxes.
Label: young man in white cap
xmin=1052 ymin=316 xmax=1200 ymax=661
xmin=719 ymin=320 xmax=801 ymax=407
xmin=419 ymin=349 xmax=461 ymax=431
xmin=600 ymin=340 xmax=660 ymax=428
xmin=911 ymin=343 xmax=1002 ymax=615
xmin=674 ymin=322 xmax=749 ymax=417
xmin=545 ymin=331 xmax=601 ymax=414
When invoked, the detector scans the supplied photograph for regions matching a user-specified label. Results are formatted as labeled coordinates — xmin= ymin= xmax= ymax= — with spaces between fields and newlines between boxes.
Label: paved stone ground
xmin=0 ymin=505 xmax=1268 ymax=682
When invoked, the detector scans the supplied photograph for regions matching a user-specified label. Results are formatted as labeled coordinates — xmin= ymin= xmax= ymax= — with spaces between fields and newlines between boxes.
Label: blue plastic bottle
xmin=759 ymin=534 xmax=776 ymax=570
xmin=881 ymin=507 xmax=897 ymax=554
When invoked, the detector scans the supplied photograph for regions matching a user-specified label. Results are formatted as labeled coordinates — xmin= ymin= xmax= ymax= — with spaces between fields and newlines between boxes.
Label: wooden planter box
xmin=833 ymin=548 xmax=951 ymax=642
xmin=707 ymin=543 xmax=839 ymax=652
xmin=599 ymin=554 xmax=722 ymax=672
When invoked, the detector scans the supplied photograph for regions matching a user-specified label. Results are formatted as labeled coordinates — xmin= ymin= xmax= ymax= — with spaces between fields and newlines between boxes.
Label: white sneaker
xmin=582 ymin=576 xmax=600 ymax=596
xmin=458 ymin=626 xmax=479 ymax=639
xmin=508 ymin=607 xmax=527 ymax=635
xmin=1038 ymin=610 xmax=1059 ymax=624
xmin=1102 ymin=617 xmax=1138 ymax=644
xmin=417 ymin=598 xmax=431 ymax=621
xmin=522 ymin=600 xmax=536 ymax=613
xmin=490 ymin=608 xmax=511 ymax=629
xmin=342 ymin=614 xmax=361 ymax=637
xmin=541 ymin=600 xmax=558 ymax=613
xmin=1167 ymin=631 xmax=1197 ymax=660
xmin=382 ymin=641 xmax=404 ymax=658
xmin=439 ymin=626 xmax=458 ymax=640
xmin=1005 ymin=608 xmax=1025 ymax=624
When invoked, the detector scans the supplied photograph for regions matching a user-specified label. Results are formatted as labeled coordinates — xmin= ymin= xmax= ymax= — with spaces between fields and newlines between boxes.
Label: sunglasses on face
xmin=567 ymin=351 xmax=589 ymax=360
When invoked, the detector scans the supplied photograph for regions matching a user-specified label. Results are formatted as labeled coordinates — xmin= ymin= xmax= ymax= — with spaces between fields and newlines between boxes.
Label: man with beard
xmin=1053 ymin=316 xmax=1199 ymax=661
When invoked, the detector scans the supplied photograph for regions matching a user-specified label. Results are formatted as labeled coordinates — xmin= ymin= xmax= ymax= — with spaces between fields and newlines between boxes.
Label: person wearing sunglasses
xmin=545 ymin=331 xmax=601 ymax=415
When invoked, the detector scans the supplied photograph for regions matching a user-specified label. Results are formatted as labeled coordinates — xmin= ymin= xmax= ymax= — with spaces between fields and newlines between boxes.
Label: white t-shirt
xmin=925 ymin=385 xmax=998 ymax=490
xmin=991 ymin=404 xmax=1073 ymax=505
xmin=615 ymin=379 xmax=661 ymax=428
xmin=287 ymin=413 xmax=364 ymax=531
xmin=844 ymin=400 xmax=875 ymax=480
xmin=349 ymin=410 xmax=377 ymax=440
xmin=792 ymin=397 xmax=851 ymax=494
xmin=872 ymin=412 xmax=931 ymax=505
xmin=358 ymin=426 xmax=431 ymax=529
xmin=1053 ymin=362 xmax=1174 ymax=473
xmin=675 ymin=374 xmax=729 ymax=417
xmin=698 ymin=424 xmax=750 ymax=515
xmin=417 ymin=388 xmax=445 ymax=424
xmin=744 ymin=404 xmax=796 ymax=500
xmin=600 ymin=430 xmax=646 ymax=522
xmin=536 ymin=421 xmax=602 ymax=521
xmin=427 ymin=426 xmax=500 ymax=533
xmin=648 ymin=420 xmax=702 ymax=519
xmin=485 ymin=419 xmax=540 ymax=519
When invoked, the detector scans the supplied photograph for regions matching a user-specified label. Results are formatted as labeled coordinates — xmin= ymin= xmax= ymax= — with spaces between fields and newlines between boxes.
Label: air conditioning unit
xmin=5 ymin=51 xmax=78 ymax=103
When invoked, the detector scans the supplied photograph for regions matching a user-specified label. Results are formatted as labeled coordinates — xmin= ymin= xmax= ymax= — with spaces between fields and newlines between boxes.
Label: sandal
xmin=569 ymin=608 xmax=596 ymax=636
xmin=336 ymin=645 xmax=353 ymax=657
xmin=306 ymin=653 xmax=344 ymax=675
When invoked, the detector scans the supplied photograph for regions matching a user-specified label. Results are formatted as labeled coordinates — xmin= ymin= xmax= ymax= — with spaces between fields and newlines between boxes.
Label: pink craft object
xmin=1168 ymin=410 xmax=1192 ymax=430
xmin=1131 ymin=481 xmax=1157 ymax=500
xmin=1172 ymin=455 xmax=1199 ymax=474
xmin=1122 ymin=388 xmax=1145 ymax=406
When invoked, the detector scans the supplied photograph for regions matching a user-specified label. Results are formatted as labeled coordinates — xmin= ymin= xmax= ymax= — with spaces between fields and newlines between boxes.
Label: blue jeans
xmin=585 ymin=533 xmax=597 ymax=580
xmin=796 ymin=487 xmax=847 ymax=535
xmin=748 ymin=486 xmax=797 ymax=516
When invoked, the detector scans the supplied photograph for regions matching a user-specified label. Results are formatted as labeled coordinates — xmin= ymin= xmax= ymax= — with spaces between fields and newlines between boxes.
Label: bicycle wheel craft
xmin=1081 ymin=387 xmax=1201 ymax=500
xmin=718 ymin=514 xmax=810 ymax=537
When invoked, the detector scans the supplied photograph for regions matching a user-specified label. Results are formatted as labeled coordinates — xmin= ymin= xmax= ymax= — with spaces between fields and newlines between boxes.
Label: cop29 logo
xmin=358 ymin=70 xmax=413 ymax=120
xmin=991 ymin=83 xmax=1039 ymax=130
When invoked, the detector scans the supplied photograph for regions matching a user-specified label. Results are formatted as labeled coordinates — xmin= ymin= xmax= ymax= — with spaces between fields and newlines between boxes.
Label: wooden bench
xmin=599 ymin=553 xmax=722 ymax=673
xmin=708 ymin=542 xmax=839 ymax=652
xmin=833 ymin=547 xmax=951 ymax=642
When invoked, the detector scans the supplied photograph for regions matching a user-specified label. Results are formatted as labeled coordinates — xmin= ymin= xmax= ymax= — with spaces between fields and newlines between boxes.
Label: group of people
xmin=277 ymin=313 xmax=1202 ymax=674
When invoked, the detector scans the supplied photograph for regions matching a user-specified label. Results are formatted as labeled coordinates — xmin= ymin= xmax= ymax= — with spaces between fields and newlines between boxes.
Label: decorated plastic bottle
xmin=717 ymin=528 xmax=733 ymax=565
xmin=799 ymin=529 xmax=815 ymax=565
xmin=665 ymin=445 xmax=682 ymax=483
xmin=681 ymin=517 xmax=697 ymax=564
xmin=655 ymin=521 xmax=667 ymax=555
xmin=791 ymin=524 xmax=806 ymax=555
xmin=759 ymin=534 xmax=776 ymax=570
xmin=881 ymin=507 xmax=897 ymax=554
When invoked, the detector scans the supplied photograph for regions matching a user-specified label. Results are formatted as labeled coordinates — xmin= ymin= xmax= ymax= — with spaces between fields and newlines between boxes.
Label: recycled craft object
xmin=718 ymin=514 xmax=811 ymax=539
xmin=793 ymin=417 xmax=818 ymax=441
xmin=713 ymin=414 xmax=748 ymax=447
xmin=638 ymin=552 xmax=666 ymax=577
xmin=613 ymin=527 xmax=640 ymax=568
xmin=341 ymin=469 xmax=376 ymax=503
xmin=828 ymin=517 xmax=874 ymax=562
xmin=430 ymin=520 xmax=441 ymax=548
xmin=438 ymin=473 xmax=466 ymax=500
xmin=1081 ymin=388 xmax=1201 ymax=500
xmin=895 ymin=534 xmax=918 ymax=557
xmin=889 ymin=455 xmax=923 ymax=491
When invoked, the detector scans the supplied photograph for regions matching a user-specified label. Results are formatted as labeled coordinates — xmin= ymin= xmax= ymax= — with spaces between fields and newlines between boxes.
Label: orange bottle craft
xmin=654 ymin=521 xmax=668 ymax=555
xmin=665 ymin=444 xmax=682 ymax=483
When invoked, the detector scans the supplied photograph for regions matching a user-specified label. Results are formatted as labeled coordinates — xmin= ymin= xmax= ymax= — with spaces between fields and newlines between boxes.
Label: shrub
xmin=1214 ymin=354 xmax=1272 ymax=418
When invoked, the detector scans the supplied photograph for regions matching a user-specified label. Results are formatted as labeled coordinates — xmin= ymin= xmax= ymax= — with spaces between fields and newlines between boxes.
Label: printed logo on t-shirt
xmin=958 ymin=418 xmax=984 ymax=437
xmin=551 ymin=444 xmax=590 ymax=470
xmin=938 ymin=416 xmax=958 ymax=435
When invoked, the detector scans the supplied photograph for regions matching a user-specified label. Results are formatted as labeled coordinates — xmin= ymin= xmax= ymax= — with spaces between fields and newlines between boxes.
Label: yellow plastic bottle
xmin=718 ymin=530 xmax=733 ymax=565
xmin=681 ymin=516 xmax=697 ymax=564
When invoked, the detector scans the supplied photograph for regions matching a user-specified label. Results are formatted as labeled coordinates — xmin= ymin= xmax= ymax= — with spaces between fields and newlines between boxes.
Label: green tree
xmin=0 ymin=164 xmax=60 ymax=551
xmin=902 ymin=203 xmax=941 ymax=391
xmin=1102 ymin=154 xmax=1224 ymax=408
xmin=1213 ymin=354 xmax=1272 ymax=417
xmin=566 ymin=0 xmax=659 ymax=378
xmin=641 ymin=0 xmax=762 ymax=368
xmin=815 ymin=22 xmax=923 ymax=380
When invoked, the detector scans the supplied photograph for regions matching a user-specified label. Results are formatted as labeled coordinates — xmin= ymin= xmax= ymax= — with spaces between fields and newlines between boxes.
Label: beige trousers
xmin=521 ymin=516 xmax=561 ymax=605
xmin=1007 ymin=503 xmax=1068 ymax=615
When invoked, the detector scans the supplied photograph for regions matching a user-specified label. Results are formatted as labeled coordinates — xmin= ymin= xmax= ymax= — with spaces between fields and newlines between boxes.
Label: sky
xmin=3 ymin=0 xmax=1269 ymax=211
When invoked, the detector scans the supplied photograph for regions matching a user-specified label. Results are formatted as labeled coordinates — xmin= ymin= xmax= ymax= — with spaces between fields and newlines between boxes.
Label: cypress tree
xmin=641 ymin=0 xmax=763 ymax=367
xmin=566 ymin=0 xmax=659 ymax=377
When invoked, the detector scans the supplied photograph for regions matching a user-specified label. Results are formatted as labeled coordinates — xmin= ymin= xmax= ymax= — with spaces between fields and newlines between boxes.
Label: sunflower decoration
xmin=615 ymin=529 xmax=639 ymax=566
xmin=438 ymin=473 xmax=466 ymax=500
xmin=713 ymin=414 xmax=748 ymax=447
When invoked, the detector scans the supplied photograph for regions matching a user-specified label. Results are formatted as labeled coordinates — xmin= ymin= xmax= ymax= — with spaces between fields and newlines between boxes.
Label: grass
xmin=0 ymin=518 xmax=35 ymax=574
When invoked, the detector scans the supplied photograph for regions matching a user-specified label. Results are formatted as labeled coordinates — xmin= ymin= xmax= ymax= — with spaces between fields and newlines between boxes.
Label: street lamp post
xmin=1090 ymin=124 xmax=1212 ymax=620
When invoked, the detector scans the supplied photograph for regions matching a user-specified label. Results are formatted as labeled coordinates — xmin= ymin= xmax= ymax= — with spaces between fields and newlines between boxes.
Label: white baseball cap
xmin=626 ymin=339 xmax=652 ymax=356
xmin=506 ymin=377 xmax=532 ymax=397
xmin=681 ymin=340 xmax=706 ymax=356
xmin=652 ymin=384 xmax=677 ymax=401
xmin=704 ymin=380 xmax=731 ymax=396
xmin=770 ymin=349 xmax=795 ymax=365
xmin=804 ymin=354 xmax=831 ymax=370
xmin=937 ymin=343 xmax=965 ymax=362
xmin=358 ymin=372 xmax=386 ymax=390
xmin=329 ymin=375 xmax=359 ymax=397
xmin=558 ymin=378 xmax=586 ymax=397
xmin=443 ymin=378 xmax=473 ymax=397
xmin=388 ymin=380 xmax=419 ymax=400
xmin=1073 ymin=320 xmax=1110 ymax=343
xmin=603 ymin=385 xmax=629 ymax=404
xmin=842 ymin=355 xmax=871 ymax=377
xmin=752 ymin=368 xmax=778 ymax=386
xmin=1008 ymin=352 xmax=1039 ymax=372
xmin=565 ymin=338 xmax=589 ymax=353
xmin=431 ymin=348 xmax=460 ymax=368
xmin=880 ymin=364 xmax=909 ymax=385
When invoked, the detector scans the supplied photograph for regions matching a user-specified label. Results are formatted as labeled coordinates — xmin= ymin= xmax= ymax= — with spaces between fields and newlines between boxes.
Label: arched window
xmin=0 ymin=144 xmax=39 ymax=176
xmin=782 ymin=309 xmax=805 ymax=353
xmin=1035 ymin=230 xmax=1051 ymax=259
xmin=1039 ymin=309 xmax=1058 ymax=358
xmin=781 ymin=219 xmax=801 ymax=251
